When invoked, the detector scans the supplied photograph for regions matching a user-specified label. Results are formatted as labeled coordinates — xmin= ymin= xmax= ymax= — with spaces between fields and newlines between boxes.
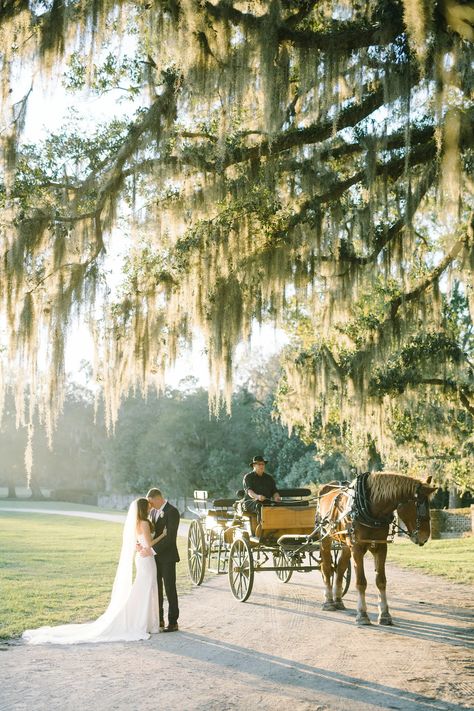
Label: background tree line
xmin=0 ymin=374 xmax=330 ymax=500
xmin=1 ymin=357 xmax=471 ymax=508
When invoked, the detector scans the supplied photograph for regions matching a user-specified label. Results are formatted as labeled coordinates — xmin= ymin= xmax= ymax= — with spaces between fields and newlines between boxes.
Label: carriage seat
xmin=278 ymin=488 xmax=312 ymax=498
xmin=207 ymin=499 xmax=238 ymax=526
xmin=206 ymin=508 xmax=235 ymax=517
xmin=236 ymin=488 xmax=312 ymax=502
xmin=213 ymin=498 xmax=238 ymax=509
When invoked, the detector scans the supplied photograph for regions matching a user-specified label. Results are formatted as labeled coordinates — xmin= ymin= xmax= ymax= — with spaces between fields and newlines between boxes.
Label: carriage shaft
xmin=253 ymin=565 xmax=321 ymax=572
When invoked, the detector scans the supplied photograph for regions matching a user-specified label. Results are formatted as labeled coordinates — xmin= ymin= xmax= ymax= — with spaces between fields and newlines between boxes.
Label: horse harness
xmin=315 ymin=473 xmax=430 ymax=546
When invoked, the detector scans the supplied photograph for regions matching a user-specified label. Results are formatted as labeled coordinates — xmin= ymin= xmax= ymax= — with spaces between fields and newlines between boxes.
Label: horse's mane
xmin=367 ymin=472 xmax=420 ymax=504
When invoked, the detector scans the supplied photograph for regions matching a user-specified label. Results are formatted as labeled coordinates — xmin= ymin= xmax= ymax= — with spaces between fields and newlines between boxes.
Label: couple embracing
xmin=23 ymin=488 xmax=180 ymax=645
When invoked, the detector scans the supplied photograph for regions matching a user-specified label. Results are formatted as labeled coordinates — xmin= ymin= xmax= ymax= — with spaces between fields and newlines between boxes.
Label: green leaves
xmin=63 ymin=51 xmax=144 ymax=98
xmin=369 ymin=331 xmax=464 ymax=396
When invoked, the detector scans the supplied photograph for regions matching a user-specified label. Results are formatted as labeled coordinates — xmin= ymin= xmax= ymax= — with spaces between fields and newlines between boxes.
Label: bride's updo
xmin=136 ymin=498 xmax=150 ymax=522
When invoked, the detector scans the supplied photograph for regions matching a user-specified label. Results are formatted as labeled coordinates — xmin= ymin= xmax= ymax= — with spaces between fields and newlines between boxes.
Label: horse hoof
xmin=333 ymin=600 xmax=346 ymax=610
xmin=378 ymin=615 xmax=393 ymax=626
xmin=322 ymin=602 xmax=337 ymax=611
xmin=356 ymin=614 xmax=371 ymax=626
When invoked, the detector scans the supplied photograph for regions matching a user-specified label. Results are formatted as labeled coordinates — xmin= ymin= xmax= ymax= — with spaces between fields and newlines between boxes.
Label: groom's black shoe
xmin=162 ymin=624 xmax=179 ymax=633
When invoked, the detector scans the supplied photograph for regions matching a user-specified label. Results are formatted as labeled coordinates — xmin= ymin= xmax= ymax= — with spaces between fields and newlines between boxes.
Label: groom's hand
xmin=139 ymin=548 xmax=153 ymax=557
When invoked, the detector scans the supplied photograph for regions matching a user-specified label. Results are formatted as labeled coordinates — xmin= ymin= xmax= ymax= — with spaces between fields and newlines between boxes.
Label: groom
xmin=145 ymin=488 xmax=180 ymax=632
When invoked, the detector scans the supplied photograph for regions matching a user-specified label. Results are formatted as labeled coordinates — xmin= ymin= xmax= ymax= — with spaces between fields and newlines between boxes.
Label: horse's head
xmin=396 ymin=476 xmax=438 ymax=546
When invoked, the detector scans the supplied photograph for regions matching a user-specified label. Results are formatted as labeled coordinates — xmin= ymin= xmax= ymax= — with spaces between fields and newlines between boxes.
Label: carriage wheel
xmin=228 ymin=537 xmax=254 ymax=602
xmin=187 ymin=520 xmax=206 ymax=585
xmin=273 ymin=550 xmax=293 ymax=583
xmin=331 ymin=547 xmax=352 ymax=597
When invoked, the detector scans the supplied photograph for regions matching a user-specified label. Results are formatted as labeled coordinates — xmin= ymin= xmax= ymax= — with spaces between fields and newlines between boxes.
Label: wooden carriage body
xmin=258 ymin=503 xmax=317 ymax=537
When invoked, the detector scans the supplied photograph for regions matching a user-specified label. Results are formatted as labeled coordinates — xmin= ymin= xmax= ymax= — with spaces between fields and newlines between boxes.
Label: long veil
xmin=106 ymin=498 xmax=137 ymax=617
xmin=22 ymin=499 xmax=140 ymax=645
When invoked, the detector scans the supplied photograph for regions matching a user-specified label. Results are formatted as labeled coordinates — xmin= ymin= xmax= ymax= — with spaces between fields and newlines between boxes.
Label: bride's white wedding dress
xmin=22 ymin=502 xmax=159 ymax=645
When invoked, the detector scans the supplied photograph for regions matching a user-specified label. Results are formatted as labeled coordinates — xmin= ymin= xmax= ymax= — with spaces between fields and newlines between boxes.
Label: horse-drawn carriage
xmin=187 ymin=472 xmax=436 ymax=625
xmin=187 ymin=488 xmax=352 ymax=602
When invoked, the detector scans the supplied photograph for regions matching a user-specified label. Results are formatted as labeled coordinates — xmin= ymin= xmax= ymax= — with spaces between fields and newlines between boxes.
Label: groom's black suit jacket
xmin=151 ymin=501 xmax=180 ymax=563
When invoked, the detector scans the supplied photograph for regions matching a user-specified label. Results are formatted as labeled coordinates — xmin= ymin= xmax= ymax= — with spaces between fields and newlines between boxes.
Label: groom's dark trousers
xmin=152 ymin=502 xmax=180 ymax=626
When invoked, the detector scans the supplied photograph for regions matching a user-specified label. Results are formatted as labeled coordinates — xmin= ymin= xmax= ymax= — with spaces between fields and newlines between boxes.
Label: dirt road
xmin=1 ymin=559 xmax=472 ymax=711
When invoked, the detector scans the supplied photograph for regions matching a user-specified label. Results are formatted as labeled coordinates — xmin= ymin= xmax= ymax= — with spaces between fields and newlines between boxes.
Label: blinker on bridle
xmin=396 ymin=483 xmax=430 ymax=540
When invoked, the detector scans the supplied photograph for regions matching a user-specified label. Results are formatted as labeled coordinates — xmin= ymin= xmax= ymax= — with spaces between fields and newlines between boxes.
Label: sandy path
xmin=1 ymin=559 xmax=472 ymax=711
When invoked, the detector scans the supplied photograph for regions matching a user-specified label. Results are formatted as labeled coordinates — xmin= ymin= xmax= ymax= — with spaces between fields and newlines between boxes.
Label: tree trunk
xmin=448 ymin=485 xmax=461 ymax=509
xmin=7 ymin=483 xmax=17 ymax=499
xmin=29 ymin=477 xmax=45 ymax=500
xmin=367 ymin=436 xmax=383 ymax=472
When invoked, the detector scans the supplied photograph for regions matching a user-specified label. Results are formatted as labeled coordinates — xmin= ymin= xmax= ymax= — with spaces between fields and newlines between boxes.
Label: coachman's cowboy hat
xmin=250 ymin=455 xmax=268 ymax=466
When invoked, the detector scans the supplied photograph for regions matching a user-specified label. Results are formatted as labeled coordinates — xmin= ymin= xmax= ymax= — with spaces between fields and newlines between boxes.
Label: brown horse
xmin=318 ymin=472 xmax=437 ymax=625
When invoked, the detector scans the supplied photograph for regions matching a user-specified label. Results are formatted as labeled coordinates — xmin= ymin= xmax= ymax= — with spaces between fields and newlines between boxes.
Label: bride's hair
xmin=136 ymin=498 xmax=150 ymax=522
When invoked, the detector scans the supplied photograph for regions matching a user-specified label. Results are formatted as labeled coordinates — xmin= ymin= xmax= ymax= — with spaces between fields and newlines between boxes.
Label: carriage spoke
xmin=228 ymin=538 xmax=254 ymax=602
xmin=187 ymin=520 xmax=206 ymax=585
xmin=273 ymin=550 xmax=293 ymax=583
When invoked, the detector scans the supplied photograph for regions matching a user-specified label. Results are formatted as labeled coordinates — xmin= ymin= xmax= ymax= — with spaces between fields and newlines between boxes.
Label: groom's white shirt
xmin=145 ymin=499 xmax=168 ymax=555
xmin=148 ymin=500 xmax=168 ymax=555
xmin=152 ymin=499 xmax=168 ymax=521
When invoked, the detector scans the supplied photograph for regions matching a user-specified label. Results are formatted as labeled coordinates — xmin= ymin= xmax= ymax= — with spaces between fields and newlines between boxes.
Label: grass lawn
xmin=388 ymin=537 xmax=474 ymax=585
xmin=0 ymin=512 xmax=191 ymax=640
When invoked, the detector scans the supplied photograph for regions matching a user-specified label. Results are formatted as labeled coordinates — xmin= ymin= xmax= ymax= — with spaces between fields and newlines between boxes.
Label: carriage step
xmin=277 ymin=534 xmax=311 ymax=545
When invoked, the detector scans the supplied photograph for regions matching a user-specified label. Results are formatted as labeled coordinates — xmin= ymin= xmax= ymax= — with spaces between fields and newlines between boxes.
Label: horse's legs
xmin=371 ymin=544 xmax=393 ymax=625
xmin=352 ymin=544 xmax=371 ymax=625
xmin=320 ymin=538 xmax=336 ymax=611
xmin=333 ymin=544 xmax=351 ymax=610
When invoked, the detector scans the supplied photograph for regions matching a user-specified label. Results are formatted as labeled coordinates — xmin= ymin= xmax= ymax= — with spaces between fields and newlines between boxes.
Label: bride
xmin=23 ymin=498 xmax=164 ymax=644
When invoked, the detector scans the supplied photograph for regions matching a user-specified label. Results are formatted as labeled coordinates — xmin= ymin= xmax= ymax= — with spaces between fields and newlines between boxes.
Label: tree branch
xmin=279 ymin=122 xmax=436 ymax=172
xmin=93 ymin=74 xmax=179 ymax=216
xmin=418 ymin=379 xmax=474 ymax=416
xmin=283 ymin=1 xmax=318 ymax=29
xmin=459 ymin=388 xmax=474 ymax=416
xmin=277 ymin=17 xmax=405 ymax=50
xmin=204 ymin=1 xmax=405 ymax=51
xmin=26 ymin=260 xmax=96 ymax=294
xmin=280 ymin=139 xmax=437 ymax=237
xmin=390 ymin=237 xmax=466 ymax=319
xmin=220 ymin=84 xmax=389 ymax=169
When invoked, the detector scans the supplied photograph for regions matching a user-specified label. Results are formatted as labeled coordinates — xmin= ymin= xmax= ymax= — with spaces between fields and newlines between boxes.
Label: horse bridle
xmin=394 ymin=483 xmax=430 ymax=540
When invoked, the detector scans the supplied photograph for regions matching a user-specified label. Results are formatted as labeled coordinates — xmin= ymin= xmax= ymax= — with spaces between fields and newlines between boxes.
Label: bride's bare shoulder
xmin=137 ymin=520 xmax=151 ymax=533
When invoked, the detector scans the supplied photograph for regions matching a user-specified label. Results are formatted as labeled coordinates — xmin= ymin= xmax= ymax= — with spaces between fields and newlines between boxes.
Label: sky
xmin=66 ymin=317 xmax=287 ymax=390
